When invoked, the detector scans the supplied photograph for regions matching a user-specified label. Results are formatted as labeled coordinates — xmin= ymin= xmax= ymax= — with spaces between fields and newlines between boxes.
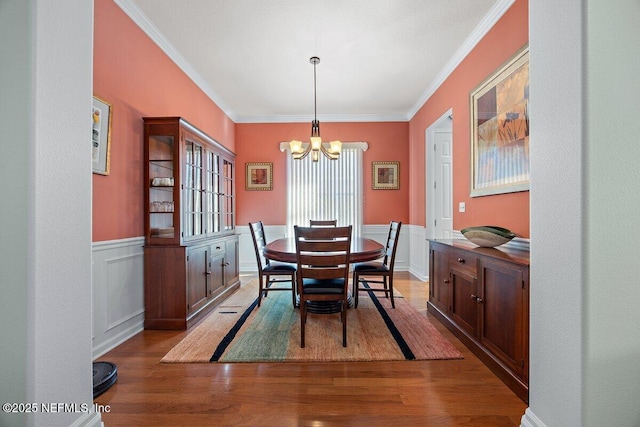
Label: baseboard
xmin=92 ymin=320 xmax=143 ymax=360
xmin=520 ymin=408 xmax=546 ymax=427
xmin=68 ymin=409 xmax=103 ymax=427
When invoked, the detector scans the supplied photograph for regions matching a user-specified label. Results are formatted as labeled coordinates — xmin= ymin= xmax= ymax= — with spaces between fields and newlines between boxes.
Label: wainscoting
xmin=92 ymin=237 xmax=145 ymax=359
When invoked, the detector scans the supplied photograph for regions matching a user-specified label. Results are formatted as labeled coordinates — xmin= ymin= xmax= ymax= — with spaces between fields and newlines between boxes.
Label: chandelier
xmin=289 ymin=57 xmax=342 ymax=161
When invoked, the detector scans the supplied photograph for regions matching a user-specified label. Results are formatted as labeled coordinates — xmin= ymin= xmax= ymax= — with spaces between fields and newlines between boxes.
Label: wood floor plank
xmin=95 ymin=273 xmax=526 ymax=426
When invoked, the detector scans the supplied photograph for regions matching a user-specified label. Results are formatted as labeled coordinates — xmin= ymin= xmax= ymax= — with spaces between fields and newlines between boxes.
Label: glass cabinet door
xmin=205 ymin=152 xmax=221 ymax=234
xmin=145 ymin=118 xmax=235 ymax=245
xmin=148 ymin=134 xmax=175 ymax=240
xmin=184 ymin=140 xmax=203 ymax=239
xmin=222 ymin=158 xmax=234 ymax=231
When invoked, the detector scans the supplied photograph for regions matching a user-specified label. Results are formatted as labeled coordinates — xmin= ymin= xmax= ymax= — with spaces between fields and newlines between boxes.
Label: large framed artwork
xmin=92 ymin=96 xmax=112 ymax=175
xmin=245 ymin=162 xmax=273 ymax=191
xmin=470 ymin=46 xmax=529 ymax=197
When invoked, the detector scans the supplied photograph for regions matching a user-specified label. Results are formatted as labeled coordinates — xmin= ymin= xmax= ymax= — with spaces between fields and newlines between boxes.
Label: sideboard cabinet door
xmin=450 ymin=267 xmax=478 ymax=338
xmin=478 ymin=258 xmax=529 ymax=381
xmin=429 ymin=242 xmax=451 ymax=314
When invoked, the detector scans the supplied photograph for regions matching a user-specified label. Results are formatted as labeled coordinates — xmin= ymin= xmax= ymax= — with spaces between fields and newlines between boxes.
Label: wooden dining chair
xmin=309 ymin=219 xmax=337 ymax=227
xmin=352 ymin=221 xmax=402 ymax=308
xmin=294 ymin=225 xmax=352 ymax=348
xmin=249 ymin=221 xmax=297 ymax=307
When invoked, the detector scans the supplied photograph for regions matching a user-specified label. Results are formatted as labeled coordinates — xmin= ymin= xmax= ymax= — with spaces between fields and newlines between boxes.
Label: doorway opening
xmin=426 ymin=109 xmax=453 ymax=240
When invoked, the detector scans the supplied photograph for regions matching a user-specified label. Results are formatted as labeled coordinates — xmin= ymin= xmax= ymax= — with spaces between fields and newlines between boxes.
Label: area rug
xmin=161 ymin=279 xmax=462 ymax=363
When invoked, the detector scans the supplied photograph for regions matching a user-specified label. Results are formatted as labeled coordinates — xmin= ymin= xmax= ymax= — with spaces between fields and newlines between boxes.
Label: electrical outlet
xmin=459 ymin=202 xmax=466 ymax=213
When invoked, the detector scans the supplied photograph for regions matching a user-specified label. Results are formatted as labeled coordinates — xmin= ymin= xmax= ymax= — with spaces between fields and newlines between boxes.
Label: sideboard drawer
xmin=450 ymin=248 xmax=478 ymax=277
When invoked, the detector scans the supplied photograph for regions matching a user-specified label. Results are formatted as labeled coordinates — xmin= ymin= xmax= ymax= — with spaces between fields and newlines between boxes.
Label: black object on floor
xmin=93 ymin=361 xmax=117 ymax=398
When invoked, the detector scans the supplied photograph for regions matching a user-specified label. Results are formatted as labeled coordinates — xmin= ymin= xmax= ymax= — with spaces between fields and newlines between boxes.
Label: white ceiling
xmin=119 ymin=0 xmax=511 ymax=122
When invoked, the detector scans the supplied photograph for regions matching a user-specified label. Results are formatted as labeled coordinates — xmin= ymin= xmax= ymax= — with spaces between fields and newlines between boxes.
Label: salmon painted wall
xmin=92 ymin=0 xmax=235 ymax=242
xmin=409 ymin=0 xmax=530 ymax=237
xmin=236 ymin=122 xmax=410 ymax=226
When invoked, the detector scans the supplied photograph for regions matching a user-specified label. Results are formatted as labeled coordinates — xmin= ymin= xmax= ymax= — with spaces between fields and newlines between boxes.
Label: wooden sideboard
xmin=428 ymin=239 xmax=530 ymax=402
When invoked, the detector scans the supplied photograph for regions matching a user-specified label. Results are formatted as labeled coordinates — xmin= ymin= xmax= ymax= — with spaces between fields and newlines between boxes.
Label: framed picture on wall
xmin=92 ymin=95 xmax=112 ymax=175
xmin=245 ymin=162 xmax=273 ymax=191
xmin=470 ymin=46 xmax=529 ymax=197
xmin=372 ymin=161 xmax=399 ymax=190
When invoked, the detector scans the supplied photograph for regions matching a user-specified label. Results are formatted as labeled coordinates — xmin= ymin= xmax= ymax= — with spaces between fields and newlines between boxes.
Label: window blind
xmin=284 ymin=143 xmax=367 ymax=237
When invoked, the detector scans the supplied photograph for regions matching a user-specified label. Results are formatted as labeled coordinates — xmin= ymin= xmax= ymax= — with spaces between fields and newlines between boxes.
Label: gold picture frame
xmin=372 ymin=161 xmax=399 ymax=190
xmin=470 ymin=46 xmax=529 ymax=197
xmin=92 ymin=95 xmax=112 ymax=175
xmin=245 ymin=162 xmax=273 ymax=191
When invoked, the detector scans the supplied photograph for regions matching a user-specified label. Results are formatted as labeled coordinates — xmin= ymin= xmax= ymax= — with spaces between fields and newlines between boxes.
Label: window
xmin=284 ymin=142 xmax=368 ymax=237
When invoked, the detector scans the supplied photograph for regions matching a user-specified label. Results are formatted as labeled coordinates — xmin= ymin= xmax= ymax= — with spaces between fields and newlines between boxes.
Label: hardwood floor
xmin=95 ymin=272 xmax=526 ymax=426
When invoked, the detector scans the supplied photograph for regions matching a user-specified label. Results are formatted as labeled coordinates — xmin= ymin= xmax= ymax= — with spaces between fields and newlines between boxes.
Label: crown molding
xmin=234 ymin=113 xmax=409 ymax=124
xmin=114 ymin=0 xmax=238 ymax=122
xmin=115 ymin=0 xmax=514 ymax=125
xmin=407 ymin=0 xmax=516 ymax=120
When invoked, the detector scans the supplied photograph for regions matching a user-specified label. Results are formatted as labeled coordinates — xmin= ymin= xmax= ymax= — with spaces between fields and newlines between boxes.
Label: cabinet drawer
xmin=450 ymin=248 xmax=478 ymax=276
xmin=209 ymin=242 xmax=225 ymax=257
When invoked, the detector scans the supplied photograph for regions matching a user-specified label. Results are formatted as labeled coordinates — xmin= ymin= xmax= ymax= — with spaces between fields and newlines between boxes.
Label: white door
xmin=426 ymin=110 xmax=453 ymax=240
xmin=432 ymin=129 xmax=453 ymax=238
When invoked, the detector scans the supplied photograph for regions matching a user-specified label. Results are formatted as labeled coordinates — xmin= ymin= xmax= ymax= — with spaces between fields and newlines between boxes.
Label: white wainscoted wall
xmin=92 ymin=237 xmax=145 ymax=359
xmin=90 ymin=226 xmax=528 ymax=357
xmin=408 ymin=224 xmax=428 ymax=281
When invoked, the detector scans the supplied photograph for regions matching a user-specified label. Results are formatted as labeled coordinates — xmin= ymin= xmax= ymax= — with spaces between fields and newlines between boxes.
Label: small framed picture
xmin=245 ymin=162 xmax=273 ymax=191
xmin=92 ymin=95 xmax=112 ymax=175
xmin=372 ymin=161 xmax=399 ymax=190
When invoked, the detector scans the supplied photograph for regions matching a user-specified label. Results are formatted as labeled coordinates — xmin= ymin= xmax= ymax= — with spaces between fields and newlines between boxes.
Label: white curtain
xmin=283 ymin=142 xmax=368 ymax=237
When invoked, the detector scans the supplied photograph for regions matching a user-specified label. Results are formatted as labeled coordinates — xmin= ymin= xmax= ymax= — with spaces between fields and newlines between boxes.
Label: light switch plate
xmin=459 ymin=202 xmax=466 ymax=213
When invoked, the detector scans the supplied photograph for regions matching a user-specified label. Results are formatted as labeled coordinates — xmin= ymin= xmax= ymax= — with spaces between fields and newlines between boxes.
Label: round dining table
xmin=264 ymin=237 xmax=385 ymax=264
xmin=264 ymin=237 xmax=385 ymax=313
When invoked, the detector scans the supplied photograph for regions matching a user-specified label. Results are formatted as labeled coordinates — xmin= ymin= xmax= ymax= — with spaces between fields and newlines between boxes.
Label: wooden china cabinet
xmin=143 ymin=117 xmax=239 ymax=330
xmin=428 ymin=239 xmax=530 ymax=402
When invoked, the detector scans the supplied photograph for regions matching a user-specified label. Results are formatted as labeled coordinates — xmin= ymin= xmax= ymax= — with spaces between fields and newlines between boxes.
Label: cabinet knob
xmin=470 ymin=294 xmax=484 ymax=303
xmin=457 ymin=257 xmax=465 ymax=263
xmin=205 ymin=271 xmax=211 ymax=275
xmin=444 ymin=279 xmax=450 ymax=284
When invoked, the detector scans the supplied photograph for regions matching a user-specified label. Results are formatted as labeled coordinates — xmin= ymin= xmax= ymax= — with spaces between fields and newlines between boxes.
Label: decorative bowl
xmin=460 ymin=226 xmax=516 ymax=248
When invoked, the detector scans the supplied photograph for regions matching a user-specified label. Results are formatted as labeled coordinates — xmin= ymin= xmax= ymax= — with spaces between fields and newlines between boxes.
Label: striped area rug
xmin=161 ymin=279 xmax=462 ymax=363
